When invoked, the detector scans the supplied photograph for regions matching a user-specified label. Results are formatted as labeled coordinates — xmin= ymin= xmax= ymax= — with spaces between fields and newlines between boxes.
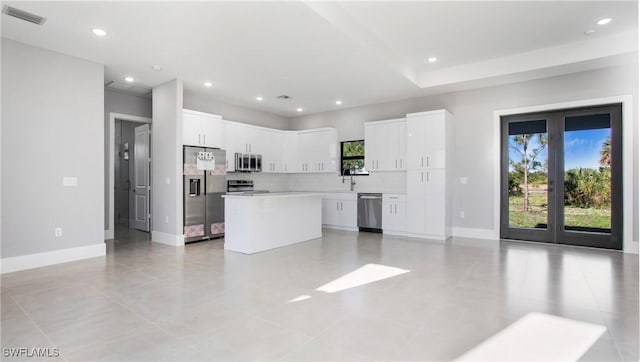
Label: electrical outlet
xmin=165 ymin=177 xmax=171 ymax=185
xmin=459 ymin=211 xmax=465 ymax=219
xmin=55 ymin=227 xmax=62 ymax=237
xmin=459 ymin=177 xmax=468 ymax=184
xmin=165 ymin=216 xmax=169 ymax=224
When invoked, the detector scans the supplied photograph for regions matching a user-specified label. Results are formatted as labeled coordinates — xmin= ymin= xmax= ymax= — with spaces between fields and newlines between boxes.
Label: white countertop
xmin=222 ymin=192 xmax=324 ymax=199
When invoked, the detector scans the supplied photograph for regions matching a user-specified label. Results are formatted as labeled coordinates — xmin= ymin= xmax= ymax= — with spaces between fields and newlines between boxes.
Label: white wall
xmin=104 ymin=90 xmax=152 ymax=230
xmin=183 ymin=89 xmax=289 ymax=130
xmin=1 ymin=39 xmax=105 ymax=264
xmin=290 ymin=64 xmax=639 ymax=243
xmin=151 ymin=79 xmax=184 ymax=245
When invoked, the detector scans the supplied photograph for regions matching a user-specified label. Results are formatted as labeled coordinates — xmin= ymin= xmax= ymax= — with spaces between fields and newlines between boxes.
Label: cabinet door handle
xmin=203 ymin=134 xmax=206 ymax=145
xmin=427 ymin=171 xmax=430 ymax=182
xmin=427 ymin=156 xmax=430 ymax=168
xmin=400 ymin=159 xmax=402 ymax=168
xmin=322 ymin=163 xmax=324 ymax=171
xmin=198 ymin=134 xmax=201 ymax=145
xmin=376 ymin=160 xmax=379 ymax=168
xmin=389 ymin=205 xmax=392 ymax=214
xmin=395 ymin=204 xmax=397 ymax=214
xmin=421 ymin=171 xmax=424 ymax=182
xmin=372 ymin=160 xmax=374 ymax=169
xmin=421 ymin=157 xmax=423 ymax=167
xmin=341 ymin=202 xmax=343 ymax=211
xmin=395 ymin=160 xmax=397 ymax=168
xmin=337 ymin=202 xmax=339 ymax=211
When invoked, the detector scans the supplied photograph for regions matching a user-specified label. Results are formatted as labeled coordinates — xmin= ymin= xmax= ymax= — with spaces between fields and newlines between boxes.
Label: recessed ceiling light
xmin=92 ymin=28 xmax=107 ymax=37
xmin=584 ymin=29 xmax=596 ymax=36
xmin=256 ymin=96 xmax=263 ymax=101
xmin=427 ymin=57 xmax=438 ymax=63
xmin=296 ymin=108 xmax=303 ymax=112
xmin=124 ymin=76 xmax=134 ymax=83
xmin=204 ymin=82 xmax=213 ymax=87
xmin=335 ymin=100 xmax=343 ymax=105
xmin=151 ymin=65 xmax=163 ymax=72
xmin=597 ymin=18 xmax=612 ymax=26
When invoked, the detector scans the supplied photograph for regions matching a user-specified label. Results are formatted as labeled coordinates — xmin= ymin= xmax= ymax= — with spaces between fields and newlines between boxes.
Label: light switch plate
xmin=459 ymin=177 xmax=468 ymax=184
xmin=63 ymin=177 xmax=78 ymax=187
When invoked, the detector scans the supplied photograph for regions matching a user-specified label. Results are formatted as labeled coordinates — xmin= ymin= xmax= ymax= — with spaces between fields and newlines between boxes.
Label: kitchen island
xmin=221 ymin=192 xmax=323 ymax=254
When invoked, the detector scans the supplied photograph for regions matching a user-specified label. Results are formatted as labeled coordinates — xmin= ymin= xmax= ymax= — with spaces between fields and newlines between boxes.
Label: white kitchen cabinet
xmin=283 ymin=132 xmax=298 ymax=173
xmin=364 ymin=119 xmax=406 ymax=171
xmin=322 ymin=193 xmax=357 ymax=230
xmin=405 ymin=110 xmax=453 ymax=240
xmin=297 ymin=128 xmax=337 ymax=173
xmin=382 ymin=194 xmax=406 ymax=234
xmin=183 ymin=109 xmax=223 ymax=148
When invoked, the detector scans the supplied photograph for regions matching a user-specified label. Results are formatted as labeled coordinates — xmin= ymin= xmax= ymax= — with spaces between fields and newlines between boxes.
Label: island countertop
xmin=222 ymin=192 xmax=323 ymax=199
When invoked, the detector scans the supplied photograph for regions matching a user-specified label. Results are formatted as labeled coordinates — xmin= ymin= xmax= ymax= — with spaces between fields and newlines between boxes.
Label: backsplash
xmin=288 ymin=172 xmax=406 ymax=193
xmin=226 ymin=171 xmax=406 ymax=193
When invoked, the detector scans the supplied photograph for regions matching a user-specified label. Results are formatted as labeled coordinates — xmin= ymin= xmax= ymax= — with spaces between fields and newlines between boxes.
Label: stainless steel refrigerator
xmin=183 ymin=146 xmax=226 ymax=243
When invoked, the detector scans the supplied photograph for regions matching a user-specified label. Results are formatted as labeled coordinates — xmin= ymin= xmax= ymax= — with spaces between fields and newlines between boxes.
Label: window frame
xmin=340 ymin=140 xmax=369 ymax=176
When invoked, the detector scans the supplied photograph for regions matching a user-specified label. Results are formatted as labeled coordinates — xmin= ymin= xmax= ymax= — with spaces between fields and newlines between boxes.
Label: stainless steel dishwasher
xmin=357 ymin=193 xmax=383 ymax=232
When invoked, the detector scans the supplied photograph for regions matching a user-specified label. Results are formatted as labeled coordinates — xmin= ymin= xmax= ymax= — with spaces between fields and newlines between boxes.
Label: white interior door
xmin=133 ymin=124 xmax=150 ymax=232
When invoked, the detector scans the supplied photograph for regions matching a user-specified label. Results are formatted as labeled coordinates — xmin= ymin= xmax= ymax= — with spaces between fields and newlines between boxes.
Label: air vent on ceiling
xmin=2 ymin=6 xmax=47 ymax=25
xmin=276 ymin=95 xmax=292 ymax=100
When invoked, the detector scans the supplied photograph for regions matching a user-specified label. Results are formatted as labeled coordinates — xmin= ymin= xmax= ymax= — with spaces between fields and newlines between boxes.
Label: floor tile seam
xmin=92 ymin=287 xmax=183 ymax=342
xmin=8 ymin=294 xmax=70 ymax=361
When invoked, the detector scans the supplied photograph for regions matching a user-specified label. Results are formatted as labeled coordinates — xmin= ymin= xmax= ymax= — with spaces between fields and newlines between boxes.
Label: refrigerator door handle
xmin=189 ymin=179 xmax=200 ymax=196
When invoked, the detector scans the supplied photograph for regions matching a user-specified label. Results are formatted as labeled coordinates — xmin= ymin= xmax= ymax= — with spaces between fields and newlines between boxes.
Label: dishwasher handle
xmin=359 ymin=195 xmax=382 ymax=199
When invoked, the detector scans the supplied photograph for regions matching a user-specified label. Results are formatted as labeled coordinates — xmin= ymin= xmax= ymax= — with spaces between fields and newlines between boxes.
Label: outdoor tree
xmin=599 ymin=137 xmax=611 ymax=168
xmin=510 ymin=133 xmax=547 ymax=211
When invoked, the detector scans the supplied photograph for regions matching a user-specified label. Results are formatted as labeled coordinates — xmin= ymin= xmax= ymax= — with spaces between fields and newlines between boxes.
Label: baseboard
xmin=383 ymin=230 xmax=407 ymax=237
xmin=405 ymin=232 xmax=448 ymax=241
xmin=151 ymin=230 xmax=185 ymax=246
xmin=452 ymin=227 xmax=500 ymax=240
xmin=624 ymin=240 xmax=639 ymax=254
xmin=1 ymin=244 xmax=106 ymax=274
xmin=322 ymin=225 xmax=359 ymax=232
xmin=104 ymin=229 xmax=114 ymax=240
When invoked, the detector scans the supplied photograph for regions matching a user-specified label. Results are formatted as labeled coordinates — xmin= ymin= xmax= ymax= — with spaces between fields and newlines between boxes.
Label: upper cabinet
xmin=297 ymin=128 xmax=338 ymax=173
xmin=222 ymin=121 xmax=337 ymax=174
xmin=183 ymin=109 xmax=223 ymax=148
xmin=407 ymin=110 xmax=450 ymax=170
xmin=364 ymin=118 xmax=406 ymax=171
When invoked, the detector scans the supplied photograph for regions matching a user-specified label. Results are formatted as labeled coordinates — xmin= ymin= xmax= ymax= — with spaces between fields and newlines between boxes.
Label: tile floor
xmin=1 ymin=228 xmax=638 ymax=361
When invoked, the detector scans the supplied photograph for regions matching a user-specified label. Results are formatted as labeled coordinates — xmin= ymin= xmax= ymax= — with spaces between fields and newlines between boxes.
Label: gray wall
xmin=290 ymin=64 xmax=639 ymax=241
xmin=151 ymin=80 xmax=183 ymax=239
xmin=1 ymin=39 xmax=104 ymax=257
xmin=104 ymin=90 xmax=152 ymax=230
xmin=184 ymin=89 xmax=289 ymax=129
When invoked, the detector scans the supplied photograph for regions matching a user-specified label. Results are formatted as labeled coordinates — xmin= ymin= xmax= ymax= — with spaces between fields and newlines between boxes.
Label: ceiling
xmin=1 ymin=1 xmax=637 ymax=117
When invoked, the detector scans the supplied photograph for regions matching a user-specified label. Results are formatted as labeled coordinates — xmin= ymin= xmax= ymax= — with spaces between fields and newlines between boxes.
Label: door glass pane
xmin=508 ymin=120 xmax=548 ymax=229
xmin=563 ymin=114 xmax=611 ymax=233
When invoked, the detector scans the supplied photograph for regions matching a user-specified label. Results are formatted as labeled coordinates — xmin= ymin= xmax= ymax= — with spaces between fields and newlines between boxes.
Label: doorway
xmin=107 ymin=112 xmax=152 ymax=240
xmin=500 ymin=104 xmax=622 ymax=250
xmin=114 ymin=120 xmax=151 ymax=232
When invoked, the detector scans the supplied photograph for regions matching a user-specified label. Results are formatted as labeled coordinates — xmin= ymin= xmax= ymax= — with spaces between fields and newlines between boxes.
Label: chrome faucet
xmin=342 ymin=168 xmax=356 ymax=191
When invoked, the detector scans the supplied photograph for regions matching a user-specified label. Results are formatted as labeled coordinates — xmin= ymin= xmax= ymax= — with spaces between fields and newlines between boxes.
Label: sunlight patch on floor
xmin=455 ymin=312 xmax=606 ymax=361
xmin=315 ymin=263 xmax=410 ymax=293
xmin=287 ymin=295 xmax=312 ymax=303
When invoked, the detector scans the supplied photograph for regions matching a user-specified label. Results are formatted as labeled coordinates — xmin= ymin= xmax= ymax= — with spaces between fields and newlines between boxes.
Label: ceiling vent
xmin=276 ymin=95 xmax=292 ymax=100
xmin=2 ymin=6 xmax=47 ymax=25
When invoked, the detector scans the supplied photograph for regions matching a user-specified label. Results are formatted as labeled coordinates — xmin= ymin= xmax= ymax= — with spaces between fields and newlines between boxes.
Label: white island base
xmin=222 ymin=192 xmax=322 ymax=254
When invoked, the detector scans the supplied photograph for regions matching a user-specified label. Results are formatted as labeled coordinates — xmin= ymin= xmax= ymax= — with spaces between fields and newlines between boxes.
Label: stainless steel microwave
xmin=234 ymin=153 xmax=262 ymax=172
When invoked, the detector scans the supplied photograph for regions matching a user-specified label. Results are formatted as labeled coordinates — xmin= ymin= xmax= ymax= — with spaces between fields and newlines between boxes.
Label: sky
xmin=508 ymin=128 xmax=610 ymax=172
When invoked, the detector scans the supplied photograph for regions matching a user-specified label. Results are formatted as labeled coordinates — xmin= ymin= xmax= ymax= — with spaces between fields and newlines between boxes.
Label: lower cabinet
xmin=322 ymin=193 xmax=357 ymax=230
xmin=382 ymin=194 xmax=406 ymax=234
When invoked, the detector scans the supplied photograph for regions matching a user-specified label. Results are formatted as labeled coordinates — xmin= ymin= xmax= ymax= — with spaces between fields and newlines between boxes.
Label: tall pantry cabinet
xmin=406 ymin=110 xmax=453 ymax=240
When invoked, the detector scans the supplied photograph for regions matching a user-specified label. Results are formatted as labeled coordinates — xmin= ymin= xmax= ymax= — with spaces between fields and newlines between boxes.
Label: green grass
xmin=509 ymin=193 xmax=611 ymax=230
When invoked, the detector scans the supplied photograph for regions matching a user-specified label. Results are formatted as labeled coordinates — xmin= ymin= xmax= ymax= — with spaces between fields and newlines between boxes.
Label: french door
xmin=500 ymin=104 xmax=622 ymax=250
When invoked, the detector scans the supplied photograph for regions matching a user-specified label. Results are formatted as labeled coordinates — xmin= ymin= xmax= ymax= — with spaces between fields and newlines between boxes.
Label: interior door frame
xmin=493 ymin=95 xmax=635 ymax=253
xmin=106 ymin=112 xmax=152 ymax=240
